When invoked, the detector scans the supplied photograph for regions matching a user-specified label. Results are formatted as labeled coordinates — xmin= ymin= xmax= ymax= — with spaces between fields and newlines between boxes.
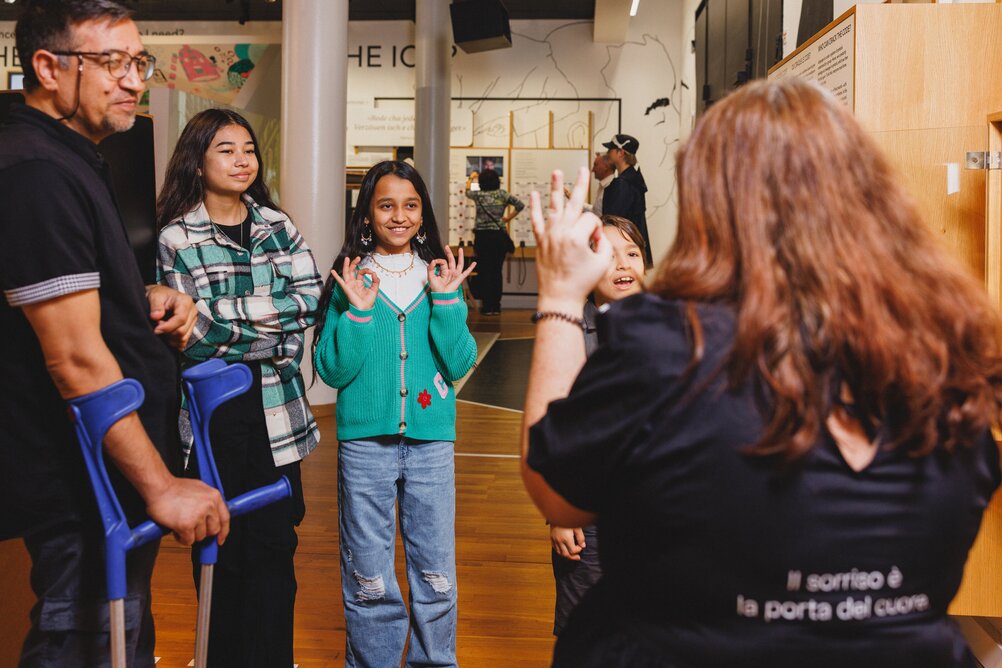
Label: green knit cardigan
xmin=314 ymin=286 xmax=477 ymax=442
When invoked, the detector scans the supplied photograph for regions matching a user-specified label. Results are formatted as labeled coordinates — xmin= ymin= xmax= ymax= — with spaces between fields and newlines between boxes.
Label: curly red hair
xmin=652 ymin=79 xmax=1002 ymax=460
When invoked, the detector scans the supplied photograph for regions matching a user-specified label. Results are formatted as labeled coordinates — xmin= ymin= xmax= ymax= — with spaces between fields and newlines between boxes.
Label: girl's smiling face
xmin=369 ymin=174 xmax=423 ymax=255
xmin=202 ymin=124 xmax=258 ymax=198
xmin=594 ymin=226 xmax=645 ymax=305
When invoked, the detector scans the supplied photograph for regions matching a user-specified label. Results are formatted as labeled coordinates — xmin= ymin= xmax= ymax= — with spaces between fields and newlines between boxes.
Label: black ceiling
xmin=0 ymin=1 xmax=596 ymax=23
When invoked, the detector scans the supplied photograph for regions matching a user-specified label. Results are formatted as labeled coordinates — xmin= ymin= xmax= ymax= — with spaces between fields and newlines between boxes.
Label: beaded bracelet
xmin=531 ymin=310 xmax=586 ymax=331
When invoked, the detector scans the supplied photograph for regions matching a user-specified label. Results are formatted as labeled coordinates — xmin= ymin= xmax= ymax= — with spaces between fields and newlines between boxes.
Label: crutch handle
xmin=125 ymin=476 xmax=291 ymax=555
xmin=229 ymin=476 xmax=293 ymax=516
xmin=128 ymin=519 xmax=169 ymax=550
xmin=196 ymin=474 xmax=293 ymax=565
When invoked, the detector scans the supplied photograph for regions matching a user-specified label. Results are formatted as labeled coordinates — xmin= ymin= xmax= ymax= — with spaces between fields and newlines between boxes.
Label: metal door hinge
xmin=965 ymin=152 xmax=1002 ymax=170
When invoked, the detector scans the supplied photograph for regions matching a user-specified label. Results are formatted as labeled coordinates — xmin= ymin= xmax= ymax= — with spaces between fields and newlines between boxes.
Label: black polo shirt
xmin=0 ymin=103 xmax=180 ymax=540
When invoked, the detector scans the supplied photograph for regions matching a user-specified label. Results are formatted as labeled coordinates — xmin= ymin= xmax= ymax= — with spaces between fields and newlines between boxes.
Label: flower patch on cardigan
xmin=418 ymin=389 xmax=432 ymax=409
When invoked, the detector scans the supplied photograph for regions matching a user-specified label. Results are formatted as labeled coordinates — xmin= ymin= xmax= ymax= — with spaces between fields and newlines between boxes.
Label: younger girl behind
xmin=549 ymin=215 xmax=648 ymax=636
xmin=312 ymin=161 xmax=477 ymax=668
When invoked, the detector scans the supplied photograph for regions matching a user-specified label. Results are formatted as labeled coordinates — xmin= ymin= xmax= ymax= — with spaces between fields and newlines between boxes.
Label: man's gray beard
xmin=104 ymin=112 xmax=136 ymax=136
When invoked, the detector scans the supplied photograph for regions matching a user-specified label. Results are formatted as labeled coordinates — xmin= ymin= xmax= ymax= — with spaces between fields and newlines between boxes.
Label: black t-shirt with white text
xmin=529 ymin=294 xmax=1000 ymax=667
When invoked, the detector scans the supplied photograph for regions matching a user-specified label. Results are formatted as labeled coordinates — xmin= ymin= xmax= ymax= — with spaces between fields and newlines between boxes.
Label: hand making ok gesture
xmin=330 ymin=256 xmax=380 ymax=311
xmin=427 ymin=246 xmax=476 ymax=293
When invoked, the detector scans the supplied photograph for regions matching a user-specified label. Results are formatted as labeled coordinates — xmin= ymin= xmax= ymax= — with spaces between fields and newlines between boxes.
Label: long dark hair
xmin=311 ymin=160 xmax=448 ymax=373
xmin=155 ymin=108 xmax=282 ymax=230
xmin=652 ymin=79 xmax=1002 ymax=461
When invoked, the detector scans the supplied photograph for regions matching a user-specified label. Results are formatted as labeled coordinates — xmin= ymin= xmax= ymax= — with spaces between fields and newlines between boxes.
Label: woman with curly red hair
xmin=522 ymin=80 xmax=1002 ymax=667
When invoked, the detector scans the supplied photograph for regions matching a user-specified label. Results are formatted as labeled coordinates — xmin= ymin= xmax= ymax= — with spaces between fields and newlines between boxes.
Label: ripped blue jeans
xmin=337 ymin=437 xmax=457 ymax=668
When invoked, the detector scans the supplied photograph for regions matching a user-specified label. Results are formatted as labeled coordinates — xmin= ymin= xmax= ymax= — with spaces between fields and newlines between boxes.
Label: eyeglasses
xmin=51 ymin=50 xmax=157 ymax=82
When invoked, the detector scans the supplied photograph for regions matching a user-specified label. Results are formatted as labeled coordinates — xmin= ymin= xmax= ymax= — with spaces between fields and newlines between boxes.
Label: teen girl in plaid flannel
xmin=156 ymin=109 xmax=322 ymax=668
xmin=312 ymin=161 xmax=477 ymax=667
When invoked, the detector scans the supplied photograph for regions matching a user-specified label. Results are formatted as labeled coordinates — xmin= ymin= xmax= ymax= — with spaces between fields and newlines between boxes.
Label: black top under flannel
xmin=0 ymin=103 xmax=180 ymax=540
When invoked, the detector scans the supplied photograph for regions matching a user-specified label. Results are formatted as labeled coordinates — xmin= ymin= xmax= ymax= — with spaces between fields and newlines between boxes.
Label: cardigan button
xmin=400 ymin=388 xmax=408 ymax=397
xmin=398 ymin=313 xmax=406 ymax=322
xmin=400 ymin=351 xmax=408 ymax=360
xmin=399 ymin=421 xmax=406 ymax=432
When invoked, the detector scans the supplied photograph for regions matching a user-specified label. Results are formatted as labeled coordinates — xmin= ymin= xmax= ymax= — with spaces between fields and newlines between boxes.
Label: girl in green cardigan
xmin=312 ymin=161 xmax=476 ymax=667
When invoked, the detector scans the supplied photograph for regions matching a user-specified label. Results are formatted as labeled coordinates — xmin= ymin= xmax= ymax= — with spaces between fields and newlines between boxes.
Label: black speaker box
xmin=450 ymin=0 xmax=512 ymax=54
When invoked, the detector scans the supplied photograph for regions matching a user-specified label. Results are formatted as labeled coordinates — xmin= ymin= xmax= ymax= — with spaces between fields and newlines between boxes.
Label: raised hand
xmin=530 ymin=167 xmax=613 ymax=307
xmin=428 ymin=246 xmax=477 ymax=293
xmin=330 ymin=256 xmax=380 ymax=311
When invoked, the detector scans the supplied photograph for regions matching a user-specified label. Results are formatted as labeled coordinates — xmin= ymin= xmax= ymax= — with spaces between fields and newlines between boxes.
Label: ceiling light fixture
xmin=629 ymin=0 xmax=640 ymax=17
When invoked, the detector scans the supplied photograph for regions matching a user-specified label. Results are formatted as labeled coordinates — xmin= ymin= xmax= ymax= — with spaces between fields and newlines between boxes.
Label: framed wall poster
xmin=7 ymin=71 xmax=23 ymax=91
xmin=465 ymin=155 xmax=504 ymax=177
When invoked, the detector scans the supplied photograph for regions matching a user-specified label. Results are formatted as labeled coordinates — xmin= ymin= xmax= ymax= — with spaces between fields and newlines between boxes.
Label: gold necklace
xmin=369 ymin=252 xmax=415 ymax=277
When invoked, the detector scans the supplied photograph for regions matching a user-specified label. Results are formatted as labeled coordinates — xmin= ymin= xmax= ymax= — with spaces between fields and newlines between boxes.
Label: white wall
xmin=0 ymin=8 xmax=684 ymax=261
xmin=344 ymin=5 xmax=683 ymax=260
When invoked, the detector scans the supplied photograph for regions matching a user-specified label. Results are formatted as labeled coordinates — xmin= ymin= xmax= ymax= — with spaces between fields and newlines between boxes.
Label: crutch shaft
xmin=194 ymin=564 xmax=214 ymax=668
xmin=109 ymin=598 xmax=126 ymax=668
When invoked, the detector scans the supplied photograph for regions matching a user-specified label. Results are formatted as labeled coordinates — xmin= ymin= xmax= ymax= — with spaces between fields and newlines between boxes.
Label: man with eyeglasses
xmin=0 ymin=2 xmax=229 ymax=666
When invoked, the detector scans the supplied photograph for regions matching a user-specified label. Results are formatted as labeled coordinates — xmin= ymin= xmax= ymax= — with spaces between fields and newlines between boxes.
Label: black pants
xmin=20 ymin=521 xmax=159 ymax=668
xmin=474 ymin=229 xmax=508 ymax=312
xmin=188 ymin=362 xmax=306 ymax=668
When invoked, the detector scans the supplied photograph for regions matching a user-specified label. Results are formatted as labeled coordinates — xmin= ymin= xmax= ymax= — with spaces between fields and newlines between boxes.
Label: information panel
xmin=770 ymin=11 xmax=855 ymax=110
xmin=507 ymin=149 xmax=590 ymax=246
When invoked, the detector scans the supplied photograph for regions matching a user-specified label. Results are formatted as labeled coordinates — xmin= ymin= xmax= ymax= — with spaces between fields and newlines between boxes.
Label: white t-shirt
xmin=361 ymin=252 xmax=429 ymax=309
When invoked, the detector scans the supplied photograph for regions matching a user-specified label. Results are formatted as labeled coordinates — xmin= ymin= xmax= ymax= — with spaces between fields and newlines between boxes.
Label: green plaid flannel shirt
xmin=157 ymin=196 xmax=322 ymax=466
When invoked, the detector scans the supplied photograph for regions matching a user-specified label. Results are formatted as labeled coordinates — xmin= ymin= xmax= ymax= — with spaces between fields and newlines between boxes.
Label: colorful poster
xmin=148 ymin=43 xmax=277 ymax=105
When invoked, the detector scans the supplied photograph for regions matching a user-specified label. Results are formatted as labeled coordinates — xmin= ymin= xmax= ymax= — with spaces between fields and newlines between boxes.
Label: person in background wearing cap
xmin=602 ymin=134 xmax=652 ymax=265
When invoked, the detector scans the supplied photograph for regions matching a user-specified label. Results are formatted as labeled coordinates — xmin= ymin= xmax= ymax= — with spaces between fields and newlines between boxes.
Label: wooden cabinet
xmin=772 ymin=3 xmax=1002 ymax=617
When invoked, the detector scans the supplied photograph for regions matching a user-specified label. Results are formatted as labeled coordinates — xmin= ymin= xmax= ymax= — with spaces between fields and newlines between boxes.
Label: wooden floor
xmin=150 ymin=309 xmax=556 ymax=667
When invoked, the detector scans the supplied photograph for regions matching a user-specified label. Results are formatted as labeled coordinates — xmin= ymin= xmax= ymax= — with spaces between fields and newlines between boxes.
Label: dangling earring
xmin=361 ymin=221 xmax=372 ymax=246
xmin=416 ymin=224 xmax=427 ymax=245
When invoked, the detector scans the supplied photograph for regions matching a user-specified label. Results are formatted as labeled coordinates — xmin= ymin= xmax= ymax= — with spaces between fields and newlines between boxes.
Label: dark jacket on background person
xmin=602 ymin=166 xmax=651 ymax=265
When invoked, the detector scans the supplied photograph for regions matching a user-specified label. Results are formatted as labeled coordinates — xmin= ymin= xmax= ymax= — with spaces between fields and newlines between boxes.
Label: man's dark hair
xmin=16 ymin=0 xmax=133 ymax=92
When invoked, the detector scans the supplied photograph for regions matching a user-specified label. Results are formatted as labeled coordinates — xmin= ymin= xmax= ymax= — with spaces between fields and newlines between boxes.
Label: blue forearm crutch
xmin=181 ymin=359 xmax=292 ymax=668
xmin=68 ymin=360 xmax=291 ymax=668
xmin=67 ymin=379 xmax=162 ymax=668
